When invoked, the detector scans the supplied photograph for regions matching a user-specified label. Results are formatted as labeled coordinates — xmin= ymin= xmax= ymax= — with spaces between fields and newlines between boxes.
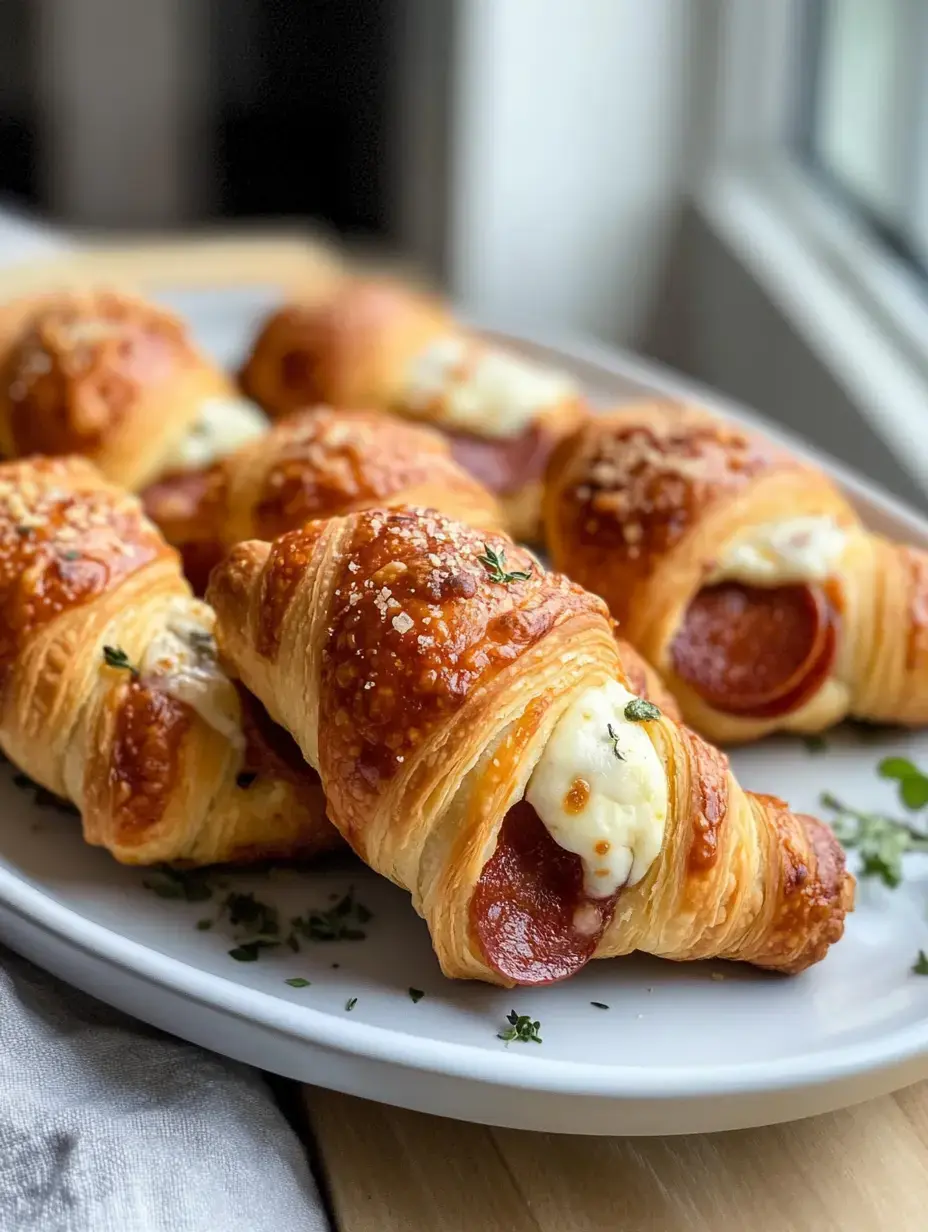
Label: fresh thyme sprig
xmin=102 ymin=645 xmax=139 ymax=678
xmin=498 ymin=1010 xmax=542 ymax=1045
xmin=477 ymin=544 xmax=533 ymax=585
xmin=820 ymin=791 xmax=928 ymax=888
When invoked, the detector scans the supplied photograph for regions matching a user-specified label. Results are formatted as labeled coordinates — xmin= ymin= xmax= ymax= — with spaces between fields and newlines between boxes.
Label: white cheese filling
xmin=403 ymin=336 xmax=576 ymax=439
xmin=707 ymin=516 xmax=848 ymax=586
xmin=164 ymin=396 xmax=268 ymax=470
xmin=141 ymin=599 xmax=244 ymax=749
xmin=525 ymin=680 xmax=667 ymax=899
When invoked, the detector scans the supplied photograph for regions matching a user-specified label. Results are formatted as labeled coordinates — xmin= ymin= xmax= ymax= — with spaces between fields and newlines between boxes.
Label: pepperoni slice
xmin=446 ymin=424 xmax=551 ymax=496
xmin=670 ymin=582 xmax=837 ymax=719
xmin=470 ymin=801 xmax=616 ymax=984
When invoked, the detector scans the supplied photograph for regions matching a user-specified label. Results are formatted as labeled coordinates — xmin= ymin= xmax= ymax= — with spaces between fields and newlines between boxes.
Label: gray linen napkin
xmin=0 ymin=945 xmax=330 ymax=1232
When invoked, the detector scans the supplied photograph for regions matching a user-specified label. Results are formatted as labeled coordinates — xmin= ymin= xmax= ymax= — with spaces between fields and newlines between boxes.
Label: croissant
xmin=142 ymin=405 xmax=505 ymax=593
xmin=544 ymin=400 xmax=928 ymax=744
xmin=239 ymin=277 xmax=588 ymax=541
xmin=0 ymin=290 xmax=268 ymax=490
xmin=0 ymin=455 xmax=334 ymax=866
xmin=207 ymin=506 xmax=852 ymax=985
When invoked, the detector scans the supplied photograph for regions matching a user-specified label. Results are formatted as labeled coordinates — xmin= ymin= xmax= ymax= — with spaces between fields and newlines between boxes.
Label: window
xmin=798 ymin=0 xmax=928 ymax=278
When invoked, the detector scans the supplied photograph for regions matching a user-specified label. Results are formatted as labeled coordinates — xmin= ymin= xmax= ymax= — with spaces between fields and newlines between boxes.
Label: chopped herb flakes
xmin=345 ymin=997 xmax=358 ymax=1012
xmin=498 ymin=1010 xmax=542 ymax=1045
xmin=288 ymin=888 xmax=372 ymax=945
xmin=802 ymin=734 xmax=828 ymax=753
xmin=195 ymin=918 xmax=213 ymax=931
xmin=285 ymin=977 xmax=311 ymax=988
xmin=624 ymin=698 xmax=660 ymax=723
xmin=408 ymin=988 xmax=425 ymax=1003
xmin=102 ymin=644 xmax=139 ymax=677
xmin=590 ymin=1001 xmax=610 ymax=1010
xmin=229 ymin=940 xmax=278 ymax=963
xmin=142 ymin=866 xmax=213 ymax=902
xmin=477 ymin=544 xmax=533 ymax=586
xmin=605 ymin=723 xmax=625 ymax=761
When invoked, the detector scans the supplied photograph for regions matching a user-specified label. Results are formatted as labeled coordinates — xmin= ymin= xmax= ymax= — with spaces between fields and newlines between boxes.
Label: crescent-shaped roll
xmin=543 ymin=400 xmax=928 ymax=744
xmin=0 ymin=455 xmax=335 ymax=866
xmin=239 ymin=277 xmax=588 ymax=541
xmin=141 ymin=406 xmax=506 ymax=594
xmin=0 ymin=289 xmax=269 ymax=490
xmin=207 ymin=506 xmax=852 ymax=985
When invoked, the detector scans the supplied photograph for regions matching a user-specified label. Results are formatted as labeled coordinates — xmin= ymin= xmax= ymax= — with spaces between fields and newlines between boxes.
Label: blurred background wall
xmin=0 ymin=0 xmax=926 ymax=503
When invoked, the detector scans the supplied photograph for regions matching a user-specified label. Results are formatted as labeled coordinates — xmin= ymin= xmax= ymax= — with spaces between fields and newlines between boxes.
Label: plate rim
xmin=3 ymin=322 xmax=928 ymax=1107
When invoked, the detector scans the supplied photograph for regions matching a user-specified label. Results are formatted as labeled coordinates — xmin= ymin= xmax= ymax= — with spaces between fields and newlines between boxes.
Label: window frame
xmin=698 ymin=0 xmax=928 ymax=482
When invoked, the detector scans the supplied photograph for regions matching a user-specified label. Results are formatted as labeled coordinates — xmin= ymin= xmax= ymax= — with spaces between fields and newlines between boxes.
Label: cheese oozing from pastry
xmin=403 ymin=336 xmax=576 ymax=438
xmin=141 ymin=599 xmax=244 ymax=749
xmin=707 ymin=516 xmax=848 ymax=586
xmin=525 ymin=680 xmax=667 ymax=898
xmin=165 ymin=396 xmax=268 ymax=470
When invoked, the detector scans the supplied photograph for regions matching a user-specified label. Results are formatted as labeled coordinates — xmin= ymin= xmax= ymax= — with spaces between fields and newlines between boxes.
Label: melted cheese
xmin=403 ymin=336 xmax=576 ymax=438
xmin=525 ymin=680 xmax=667 ymax=898
xmin=165 ymin=396 xmax=268 ymax=470
xmin=707 ymin=516 xmax=848 ymax=586
xmin=141 ymin=599 xmax=244 ymax=749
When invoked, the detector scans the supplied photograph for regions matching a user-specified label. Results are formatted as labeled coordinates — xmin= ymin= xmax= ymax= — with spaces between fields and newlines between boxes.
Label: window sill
xmin=697 ymin=156 xmax=928 ymax=495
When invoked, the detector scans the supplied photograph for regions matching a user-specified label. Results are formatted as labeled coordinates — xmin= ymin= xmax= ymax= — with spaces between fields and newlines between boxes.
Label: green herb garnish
xmin=624 ymin=698 xmax=660 ymax=723
xmin=223 ymin=890 xmax=279 ymax=936
xmin=285 ymin=977 xmax=311 ymax=988
xmin=408 ymin=987 xmax=425 ymax=1003
xmin=345 ymin=996 xmax=358 ymax=1012
xmin=61 ymin=549 xmax=81 ymax=562
xmin=879 ymin=757 xmax=928 ymax=810
xmin=195 ymin=918 xmax=213 ymax=931
xmin=498 ymin=1010 xmax=542 ymax=1045
xmin=229 ymin=940 xmax=279 ymax=962
xmin=142 ymin=866 xmax=213 ymax=902
xmin=606 ymin=723 xmax=625 ymax=761
xmin=913 ymin=951 xmax=928 ymax=975
xmin=289 ymin=888 xmax=373 ymax=944
xmin=590 ymin=1001 xmax=610 ymax=1010
xmin=102 ymin=645 xmax=139 ymax=678
xmin=803 ymin=734 xmax=828 ymax=754
xmin=477 ymin=544 xmax=533 ymax=585
xmin=820 ymin=792 xmax=928 ymax=888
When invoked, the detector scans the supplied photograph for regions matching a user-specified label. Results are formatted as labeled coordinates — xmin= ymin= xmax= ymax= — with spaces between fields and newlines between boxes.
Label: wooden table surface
xmin=303 ymin=1083 xmax=928 ymax=1231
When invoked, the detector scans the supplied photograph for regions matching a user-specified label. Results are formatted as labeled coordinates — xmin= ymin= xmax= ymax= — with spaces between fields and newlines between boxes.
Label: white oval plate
xmin=2 ymin=293 xmax=928 ymax=1136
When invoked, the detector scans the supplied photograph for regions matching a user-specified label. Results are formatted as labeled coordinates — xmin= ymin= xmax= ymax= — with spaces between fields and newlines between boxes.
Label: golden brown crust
xmin=0 ymin=455 xmax=335 ymax=866
xmin=142 ymin=406 xmax=505 ymax=592
xmin=0 ymin=290 xmax=235 ymax=489
xmin=240 ymin=279 xmax=588 ymax=542
xmin=544 ymin=402 xmax=801 ymax=624
xmin=544 ymin=399 xmax=928 ymax=740
xmin=208 ymin=505 xmax=852 ymax=983
xmin=240 ymin=278 xmax=451 ymax=418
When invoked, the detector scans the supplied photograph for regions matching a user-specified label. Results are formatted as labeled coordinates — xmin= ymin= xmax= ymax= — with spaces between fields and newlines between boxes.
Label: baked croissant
xmin=544 ymin=400 xmax=928 ymax=744
xmin=207 ymin=506 xmax=852 ymax=985
xmin=141 ymin=405 xmax=506 ymax=594
xmin=239 ymin=277 xmax=588 ymax=541
xmin=0 ymin=455 xmax=334 ymax=866
xmin=0 ymin=289 xmax=268 ymax=490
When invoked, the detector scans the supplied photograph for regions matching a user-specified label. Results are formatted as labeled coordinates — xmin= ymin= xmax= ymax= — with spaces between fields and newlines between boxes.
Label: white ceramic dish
xmin=2 ymin=292 xmax=928 ymax=1136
